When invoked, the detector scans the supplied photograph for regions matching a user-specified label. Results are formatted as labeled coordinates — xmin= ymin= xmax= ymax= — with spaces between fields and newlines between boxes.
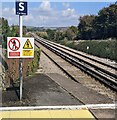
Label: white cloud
xmin=62 ymin=3 xmax=70 ymax=8
xmin=62 ymin=8 xmax=75 ymax=17
xmin=39 ymin=1 xmax=52 ymax=11
xmin=2 ymin=7 xmax=18 ymax=25
xmin=24 ymin=14 xmax=33 ymax=21
xmin=2 ymin=8 xmax=15 ymax=16
xmin=12 ymin=8 xmax=15 ymax=14
xmin=3 ymin=8 xmax=10 ymax=12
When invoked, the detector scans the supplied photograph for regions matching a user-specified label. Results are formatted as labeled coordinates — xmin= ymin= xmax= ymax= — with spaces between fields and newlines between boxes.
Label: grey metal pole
xmin=19 ymin=15 xmax=23 ymax=101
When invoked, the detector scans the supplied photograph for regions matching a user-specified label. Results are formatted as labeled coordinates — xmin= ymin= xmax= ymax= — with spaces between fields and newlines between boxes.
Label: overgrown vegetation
xmin=0 ymin=18 xmax=9 ymax=48
xmin=59 ymin=40 xmax=117 ymax=61
xmin=0 ymin=17 xmax=27 ymax=48
xmin=36 ymin=31 xmax=48 ymax=39
xmin=27 ymin=48 xmax=41 ymax=75
xmin=78 ymin=4 xmax=117 ymax=39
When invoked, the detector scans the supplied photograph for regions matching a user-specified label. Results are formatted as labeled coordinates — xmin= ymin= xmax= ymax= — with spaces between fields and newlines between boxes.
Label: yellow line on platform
xmin=0 ymin=109 xmax=95 ymax=119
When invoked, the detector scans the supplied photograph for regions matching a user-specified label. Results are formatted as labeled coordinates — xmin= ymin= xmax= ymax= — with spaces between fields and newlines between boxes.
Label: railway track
xmin=30 ymin=33 xmax=117 ymax=91
xmin=43 ymin=39 xmax=117 ymax=70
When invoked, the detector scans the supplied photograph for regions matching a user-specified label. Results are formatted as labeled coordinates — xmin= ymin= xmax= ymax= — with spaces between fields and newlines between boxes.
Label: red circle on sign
xmin=8 ymin=38 xmax=20 ymax=51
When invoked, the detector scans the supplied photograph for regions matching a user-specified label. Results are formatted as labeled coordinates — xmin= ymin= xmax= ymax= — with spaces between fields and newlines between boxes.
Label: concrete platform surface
xmin=2 ymin=74 xmax=82 ymax=106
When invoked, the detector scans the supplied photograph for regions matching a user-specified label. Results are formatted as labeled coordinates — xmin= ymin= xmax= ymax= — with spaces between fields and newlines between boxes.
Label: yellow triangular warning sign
xmin=23 ymin=39 xmax=33 ymax=49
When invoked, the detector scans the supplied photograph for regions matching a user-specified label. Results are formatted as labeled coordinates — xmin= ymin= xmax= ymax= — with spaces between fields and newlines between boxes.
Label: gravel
xmin=39 ymin=51 xmax=116 ymax=101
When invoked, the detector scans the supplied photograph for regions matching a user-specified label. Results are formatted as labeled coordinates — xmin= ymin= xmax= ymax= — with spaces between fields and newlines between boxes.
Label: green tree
xmin=77 ymin=3 xmax=117 ymax=40
xmin=54 ymin=31 xmax=64 ymax=41
xmin=0 ymin=17 xmax=10 ymax=48
xmin=46 ymin=29 xmax=55 ymax=40
xmin=65 ymin=26 xmax=78 ymax=40
xmin=78 ymin=15 xmax=95 ymax=40
xmin=94 ymin=4 xmax=117 ymax=39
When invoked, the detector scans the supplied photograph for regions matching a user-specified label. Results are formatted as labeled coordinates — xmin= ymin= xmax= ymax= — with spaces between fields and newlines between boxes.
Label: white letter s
xmin=19 ymin=2 xmax=24 ymax=11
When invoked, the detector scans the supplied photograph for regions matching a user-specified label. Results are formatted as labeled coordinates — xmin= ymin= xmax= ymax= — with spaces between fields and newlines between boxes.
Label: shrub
xmin=76 ymin=40 xmax=117 ymax=61
xmin=58 ymin=39 xmax=117 ymax=62
xmin=27 ymin=48 xmax=41 ymax=75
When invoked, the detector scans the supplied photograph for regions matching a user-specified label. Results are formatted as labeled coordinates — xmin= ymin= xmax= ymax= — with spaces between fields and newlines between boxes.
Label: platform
xmin=0 ymin=109 xmax=95 ymax=119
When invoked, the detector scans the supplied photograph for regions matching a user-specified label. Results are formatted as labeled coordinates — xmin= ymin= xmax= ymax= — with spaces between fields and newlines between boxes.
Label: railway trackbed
xmin=30 ymin=33 xmax=117 ymax=91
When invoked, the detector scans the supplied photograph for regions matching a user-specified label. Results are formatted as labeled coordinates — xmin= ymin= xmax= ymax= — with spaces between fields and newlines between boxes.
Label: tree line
xmin=78 ymin=3 xmax=117 ymax=40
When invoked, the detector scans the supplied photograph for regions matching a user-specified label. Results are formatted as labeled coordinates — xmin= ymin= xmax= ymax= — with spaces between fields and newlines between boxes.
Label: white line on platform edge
xmin=0 ymin=104 xmax=116 ymax=111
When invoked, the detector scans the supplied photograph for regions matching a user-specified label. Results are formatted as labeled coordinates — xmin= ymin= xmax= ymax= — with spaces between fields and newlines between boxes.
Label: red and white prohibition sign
xmin=8 ymin=38 xmax=20 ymax=51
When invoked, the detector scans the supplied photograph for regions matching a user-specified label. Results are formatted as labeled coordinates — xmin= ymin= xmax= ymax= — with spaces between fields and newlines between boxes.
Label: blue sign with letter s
xmin=16 ymin=1 xmax=27 ymax=15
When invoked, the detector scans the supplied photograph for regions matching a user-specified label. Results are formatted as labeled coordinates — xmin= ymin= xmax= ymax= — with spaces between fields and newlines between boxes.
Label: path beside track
xmin=36 ymin=42 xmax=115 ymax=119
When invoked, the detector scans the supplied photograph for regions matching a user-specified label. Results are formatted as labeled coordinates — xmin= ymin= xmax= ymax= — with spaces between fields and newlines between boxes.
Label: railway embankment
xmin=56 ymin=39 xmax=117 ymax=62
xmin=1 ymin=48 xmax=40 ymax=89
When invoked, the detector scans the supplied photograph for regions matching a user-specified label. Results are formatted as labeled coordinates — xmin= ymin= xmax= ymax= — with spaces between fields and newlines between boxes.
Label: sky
xmin=1 ymin=1 xmax=115 ymax=27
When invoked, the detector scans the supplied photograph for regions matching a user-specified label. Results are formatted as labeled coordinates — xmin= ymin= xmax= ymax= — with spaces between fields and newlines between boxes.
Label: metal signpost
xmin=16 ymin=1 xmax=27 ymax=100
xmin=7 ymin=1 xmax=34 ymax=101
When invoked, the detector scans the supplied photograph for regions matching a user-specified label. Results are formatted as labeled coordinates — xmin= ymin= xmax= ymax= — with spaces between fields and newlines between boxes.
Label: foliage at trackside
xmin=36 ymin=31 xmax=48 ymax=39
xmin=59 ymin=40 xmax=117 ymax=62
xmin=0 ymin=18 xmax=9 ymax=48
xmin=41 ymin=26 xmax=78 ymax=42
xmin=78 ymin=4 xmax=117 ymax=39
xmin=27 ymin=48 xmax=41 ymax=75
xmin=0 ymin=17 xmax=27 ymax=48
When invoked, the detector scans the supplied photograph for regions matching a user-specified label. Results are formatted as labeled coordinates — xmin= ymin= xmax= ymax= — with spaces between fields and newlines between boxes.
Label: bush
xmin=59 ymin=39 xmax=117 ymax=62
xmin=27 ymin=48 xmax=41 ymax=75
xmin=76 ymin=40 xmax=117 ymax=61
